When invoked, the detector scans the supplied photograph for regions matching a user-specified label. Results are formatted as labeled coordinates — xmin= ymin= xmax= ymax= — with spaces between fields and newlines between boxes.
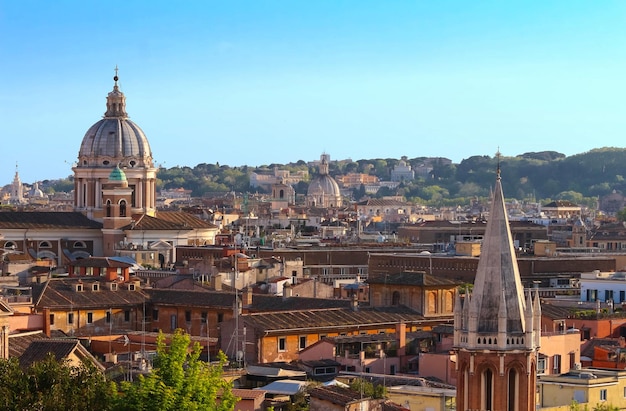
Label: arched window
xmin=482 ymin=368 xmax=493 ymax=411
xmin=391 ymin=291 xmax=401 ymax=306
xmin=428 ymin=291 xmax=438 ymax=313
xmin=508 ymin=368 xmax=518 ymax=411
xmin=279 ymin=189 xmax=284 ymax=199
xmin=444 ymin=290 xmax=454 ymax=312
xmin=106 ymin=200 xmax=112 ymax=217
xmin=4 ymin=242 xmax=16 ymax=250
xmin=73 ymin=241 xmax=87 ymax=249
xmin=38 ymin=241 xmax=51 ymax=249
xmin=119 ymin=200 xmax=126 ymax=217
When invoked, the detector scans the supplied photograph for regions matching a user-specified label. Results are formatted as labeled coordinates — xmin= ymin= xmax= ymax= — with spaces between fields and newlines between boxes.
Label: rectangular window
xmin=152 ymin=309 xmax=159 ymax=321
xmin=185 ymin=311 xmax=192 ymax=322
xmin=124 ymin=310 xmax=131 ymax=322
xmin=217 ymin=313 xmax=224 ymax=323
xmin=278 ymin=337 xmax=286 ymax=352
xmin=606 ymin=290 xmax=614 ymax=302
xmin=621 ymin=290 xmax=626 ymax=303
xmin=106 ymin=311 xmax=111 ymax=323
xmin=87 ymin=312 xmax=93 ymax=324
xmin=170 ymin=315 xmax=177 ymax=331
xmin=299 ymin=336 xmax=307 ymax=350
xmin=537 ymin=357 xmax=546 ymax=374
xmin=49 ymin=314 xmax=55 ymax=326
xmin=553 ymin=354 xmax=561 ymax=373
xmin=68 ymin=312 xmax=74 ymax=324
xmin=201 ymin=312 xmax=207 ymax=322
xmin=600 ymin=389 xmax=607 ymax=401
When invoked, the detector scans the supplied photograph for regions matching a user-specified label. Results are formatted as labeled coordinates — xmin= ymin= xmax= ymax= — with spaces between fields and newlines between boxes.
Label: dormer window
xmin=128 ymin=283 xmax=135 ymax=291
xmin=75 ymin=283 xmax=83 ymax=292
xmin=92 ymin=283 xmax=99 ymax=292
xmin=109 ymin=282 xmax=118 ymax=291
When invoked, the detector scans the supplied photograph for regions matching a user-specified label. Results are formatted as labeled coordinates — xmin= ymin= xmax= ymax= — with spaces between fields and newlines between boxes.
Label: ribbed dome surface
xmin=79 ymin=118 xmax=151 ymax=160
xmin=307 ymin=175 xmax=341 ymax=198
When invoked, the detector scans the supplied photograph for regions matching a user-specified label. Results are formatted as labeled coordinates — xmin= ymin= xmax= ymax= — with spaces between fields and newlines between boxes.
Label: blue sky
xmin=2 ymin=1 xmax=626 ymax=184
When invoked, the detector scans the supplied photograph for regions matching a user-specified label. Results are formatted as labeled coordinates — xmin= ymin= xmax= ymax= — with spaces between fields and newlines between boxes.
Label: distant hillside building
xmin=390 ymin=156 xmax=415 ymax=182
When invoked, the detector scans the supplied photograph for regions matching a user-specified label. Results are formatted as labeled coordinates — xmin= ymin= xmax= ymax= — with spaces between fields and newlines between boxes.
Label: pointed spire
xmin=469 ymin=159 xmax=527 ymax=334
xmin=104 ymin=66 xmax=128 ymax=118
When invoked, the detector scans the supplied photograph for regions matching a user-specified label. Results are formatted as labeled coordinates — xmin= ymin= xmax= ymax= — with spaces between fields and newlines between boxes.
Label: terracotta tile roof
xmin=242 ymin=306 xmax=427 ymax=332
xmin=18 ymin=339 xmax=93 ymax=369
xmin=309 ymin=385 xmax=364 ymax=405
xmin=146 ymin=289 xmax=353 ymax=312
xmin=34 ymin=278 xmax=149 ymax=310
xmin=8 ymin=331 xmax=48 ymax=358
xmin=539 ymin=303 xmax=578 ymax=320
xmin=71 ymin=257 xmax=133 ymax=268
xmin=581 ymin=338 xmax=620 ymax=359
xmin=147 ymin=289 xmax=236 ymax=308
xmin=367 ymin=271 xmax=462 ymax=287
xmin=248 ymin=295 xmax=352 ymax=312
xmin=381 ymin=400 xmax=411 ymax=411
xmin=156 ymin=211 xmax=217 ymax=229
xmin=231 ymin=388 xmax=266 ymax=401
xmin=122 ymin=214 xmax=192 ymax=231
xmin=0 ymin=212 xmax=102 ymax=229
xmin=357 ymin=199 xmax=410 ymax=207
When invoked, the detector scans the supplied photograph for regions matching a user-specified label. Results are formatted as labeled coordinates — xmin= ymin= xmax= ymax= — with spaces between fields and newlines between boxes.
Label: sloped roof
xmin=121 ymin=214 xmax=192 ymax=231
xmin=155 ymin=211 xmax=217 ymax=229
xmin=242 ymin=306 xmax=427 ymax=332
xmin=34 ymin=277 xmax=148 ymax=309
xmin=0 ymin=212 xmax=102 ymax=229
xmin=19 ymin=338 xmax=104 ymax=371
xmin=309 ymin=385 xmax=365 ymax=405
xmin=8 ymin=331 xmax=48 ymax=358
xmin=255 ymin=379 xmax=307 ymax=395
xmin=367 ymin=271 xmax=461 ymax=287
xmin=70 ymin=257 xmax=133 ymax=268
xmin=581 ymin=338 xmax=621 ymax=360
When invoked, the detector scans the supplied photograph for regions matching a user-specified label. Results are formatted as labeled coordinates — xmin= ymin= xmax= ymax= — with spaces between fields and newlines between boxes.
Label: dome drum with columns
xmin=73 ymin=71 xmax=158 ymax=220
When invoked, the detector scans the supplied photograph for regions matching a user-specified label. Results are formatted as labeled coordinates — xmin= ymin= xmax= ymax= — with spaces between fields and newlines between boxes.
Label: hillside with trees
xmin=46 ymin=147 xmax=626 ymax=207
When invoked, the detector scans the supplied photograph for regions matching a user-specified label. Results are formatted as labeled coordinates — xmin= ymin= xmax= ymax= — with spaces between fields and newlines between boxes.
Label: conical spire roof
xmin=469 ymin=171 xmax=527 ymax=334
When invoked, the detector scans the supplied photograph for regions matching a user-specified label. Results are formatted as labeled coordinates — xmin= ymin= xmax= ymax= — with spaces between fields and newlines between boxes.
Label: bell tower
xmin=454 ymin=163 xmax=541 ymax=411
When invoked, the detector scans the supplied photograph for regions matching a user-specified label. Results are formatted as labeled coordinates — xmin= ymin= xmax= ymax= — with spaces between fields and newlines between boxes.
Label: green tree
xmin=0 ymin=354 xmax=113 ymax=411
xmin=348 ymin=378 xmax=386 ymax=399
xmin=114 ymin=329 xmax=238 ymax=411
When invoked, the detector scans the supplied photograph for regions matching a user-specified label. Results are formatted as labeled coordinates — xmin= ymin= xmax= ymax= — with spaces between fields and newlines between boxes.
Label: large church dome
xmin=307 ymin=154 xmax=342 ymax=208
xmin=77 ymin=73 xmax=153 ymax=169
xmin=73 ymin=70 xmax=158 ymax=220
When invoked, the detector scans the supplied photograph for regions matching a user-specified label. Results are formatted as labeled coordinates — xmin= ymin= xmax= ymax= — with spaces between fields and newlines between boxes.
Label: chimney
xmin=43 ymin=308 xmax=51 ymax=337
xmin=283 ymin=283 xmax=293 ymax=300
xmin=211 ymin=274 xmax=222 ymax=291
xmin=351 ymin=294 xmax=359 ymax=311
xmin=242 ymin=287 xmax=253 ymax=306
xmin=396 ymin=322 xmax=406 ymax=357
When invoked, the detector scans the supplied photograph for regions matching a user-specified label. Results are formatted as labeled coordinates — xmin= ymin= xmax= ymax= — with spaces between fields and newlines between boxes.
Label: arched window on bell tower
xmin=482 ymin=368 xmax=494 ymax=411
xmin=120 ymin=200 xmax=126 ymax=217
xmin=106 ymin=200 xmax=112 ymax=217
xmin=508 ymin=368 xmax=519 ymax=411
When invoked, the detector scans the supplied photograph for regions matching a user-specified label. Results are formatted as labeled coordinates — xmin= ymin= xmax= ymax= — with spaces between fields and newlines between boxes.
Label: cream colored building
xmin=538 ymin=368 xmax=626 ymax=410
